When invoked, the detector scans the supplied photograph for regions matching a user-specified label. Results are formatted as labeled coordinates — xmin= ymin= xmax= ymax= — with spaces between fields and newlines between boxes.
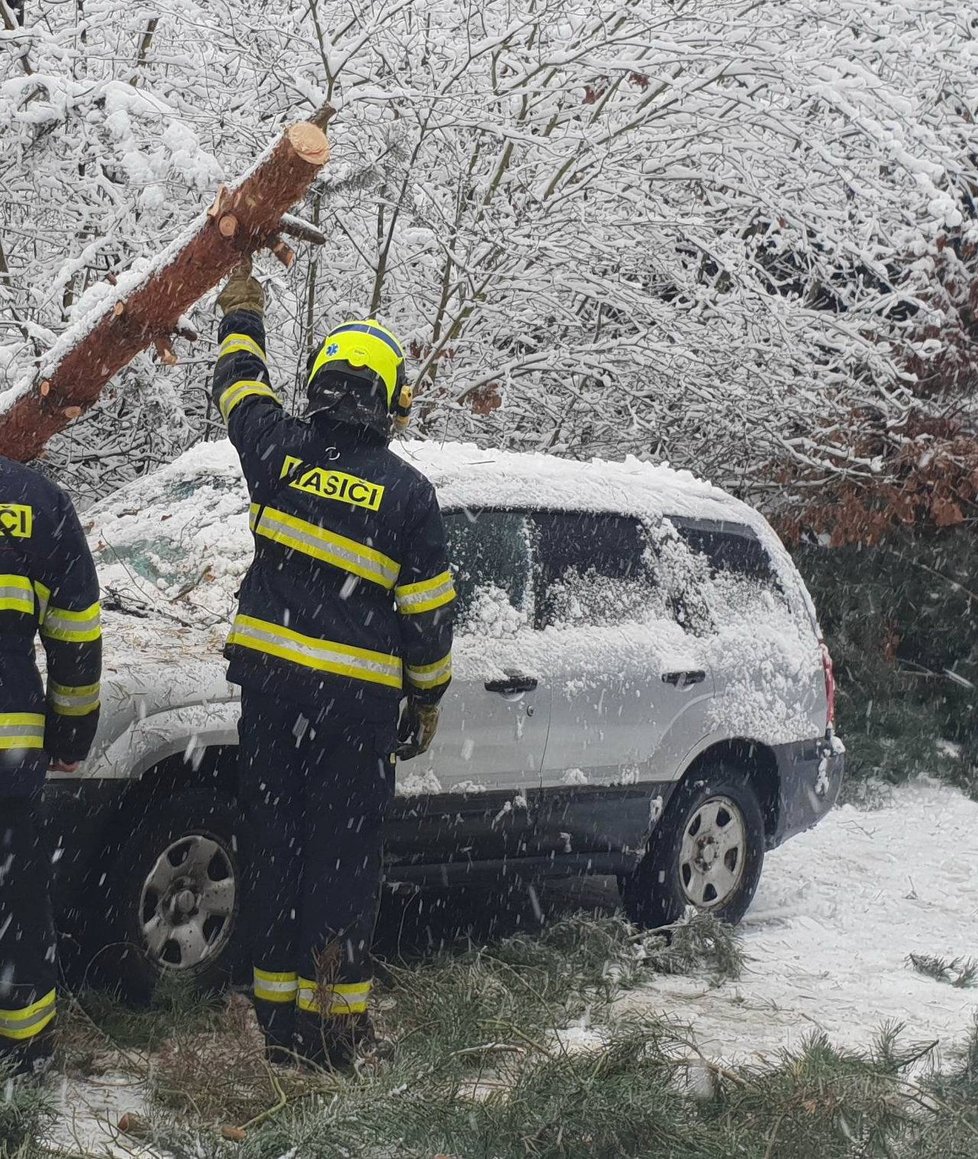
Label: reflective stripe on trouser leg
xmin=254 ymin=968 xmax=298 ymax=1004
xmin=297 ymin=978 xmax=372 ymax=1016
xmin=0 ymin=793 xmax=58 ymax=1058
xmin=0 ymin=989 xmax=56 ymax=1042
xmin=253 ymin=965 xmax=298 ymax=1050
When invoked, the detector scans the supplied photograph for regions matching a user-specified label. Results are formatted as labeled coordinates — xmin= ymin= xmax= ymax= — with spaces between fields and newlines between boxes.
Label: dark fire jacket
xmin=211 ymin=309 xmax=454 ymax=715
xmin=0 ymin=455 xmax=102 ymax=776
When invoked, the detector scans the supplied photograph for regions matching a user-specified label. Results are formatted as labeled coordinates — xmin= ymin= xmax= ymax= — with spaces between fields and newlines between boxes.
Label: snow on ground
xmin=44 ymin=1073 xmax=152 ymax=1158
xmin=40 ymin=780 xmax=978 ymax=1149
xmin=613 ymin=778 xmax=978 ymax=1062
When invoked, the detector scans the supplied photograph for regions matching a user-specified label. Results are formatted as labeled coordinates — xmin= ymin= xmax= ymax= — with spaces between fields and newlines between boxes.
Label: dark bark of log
xmin=0 ymin=107 xmax=334 ymax=462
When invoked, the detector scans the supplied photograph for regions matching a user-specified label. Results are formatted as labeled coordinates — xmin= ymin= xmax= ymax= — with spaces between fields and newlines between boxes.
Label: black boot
xmin=1 ymin=1024 xmax=55 ymax=1080
xmin=294 ymin=1011 xmax=382 ymax=1072
xmin=254 ymin=1000 xmax=296 ymax=1067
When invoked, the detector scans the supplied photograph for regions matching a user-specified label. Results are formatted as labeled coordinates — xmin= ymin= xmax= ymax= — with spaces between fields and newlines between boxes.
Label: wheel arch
xmin=678 ymin=738 xmax=780 ymax=839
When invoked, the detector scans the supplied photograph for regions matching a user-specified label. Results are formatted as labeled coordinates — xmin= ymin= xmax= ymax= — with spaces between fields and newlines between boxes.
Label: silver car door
xmin=404 ymin=509 xmax=550 ymax=798
xmin=533 ymin=510 xmax=714 ymax=791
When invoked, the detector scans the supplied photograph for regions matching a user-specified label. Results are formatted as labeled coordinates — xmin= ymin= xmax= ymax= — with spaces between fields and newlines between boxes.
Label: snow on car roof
xmin=91 ymin=433 xmax=765 ymax=524
xmin=84 ymin=435 xmax=790 ymax=635
xmin=397 ymin=439 xmax=761 ymax=526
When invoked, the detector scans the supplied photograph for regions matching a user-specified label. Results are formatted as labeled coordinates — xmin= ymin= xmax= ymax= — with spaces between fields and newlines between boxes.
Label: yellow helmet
xmin=308 ymin=320 xmax=405 ymax=404
xmin=306 ymin=319 xmax=412 ymax=436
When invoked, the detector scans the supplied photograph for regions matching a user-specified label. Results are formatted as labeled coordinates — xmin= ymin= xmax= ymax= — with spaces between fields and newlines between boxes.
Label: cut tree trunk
xmin=0 ymin=106 xmax=334 ymax=463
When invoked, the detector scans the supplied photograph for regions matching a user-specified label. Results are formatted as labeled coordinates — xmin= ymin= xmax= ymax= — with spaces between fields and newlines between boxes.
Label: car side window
xmin=656 ymin=516 xmax=785 ymax=635
xmin=668 ymin=518 xmax=778 ymax=586
xmin=443 ymin=510 xmax=533 ymax=636
xmin=533 ymin=511 xmax=655 ymax=628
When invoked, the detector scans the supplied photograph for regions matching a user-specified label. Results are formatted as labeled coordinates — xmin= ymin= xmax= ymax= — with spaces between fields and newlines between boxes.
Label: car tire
xmin=97 ymin=789 xmax=246 ymax=1004
xmin=620 ymin=763 xmax=765 ymax=929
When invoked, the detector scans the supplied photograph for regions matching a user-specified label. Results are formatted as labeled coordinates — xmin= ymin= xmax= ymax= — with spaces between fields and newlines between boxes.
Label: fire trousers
xmin=0 ymin=753 xmax=58 ymax=1072
xmin=237 ymin=689 xmax=396 ymax=1055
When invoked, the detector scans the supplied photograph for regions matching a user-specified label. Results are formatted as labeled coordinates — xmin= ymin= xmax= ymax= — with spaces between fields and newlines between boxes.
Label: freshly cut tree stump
xmin=0 ymin=106 xmax=334 ymax=462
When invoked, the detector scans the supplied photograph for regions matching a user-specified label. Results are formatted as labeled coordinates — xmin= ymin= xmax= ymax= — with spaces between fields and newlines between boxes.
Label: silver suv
xmin=47 ymin=440 xmax=843 ymax=997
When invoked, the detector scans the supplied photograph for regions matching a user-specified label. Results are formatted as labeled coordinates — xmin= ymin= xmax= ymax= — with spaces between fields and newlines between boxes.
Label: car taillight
xmin=820 ymin=642 xmax=836 ymax=731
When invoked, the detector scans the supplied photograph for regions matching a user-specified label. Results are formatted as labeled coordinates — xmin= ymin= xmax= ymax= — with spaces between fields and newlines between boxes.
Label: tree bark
xmin=0 ymin=107 xmax=334 ymax=462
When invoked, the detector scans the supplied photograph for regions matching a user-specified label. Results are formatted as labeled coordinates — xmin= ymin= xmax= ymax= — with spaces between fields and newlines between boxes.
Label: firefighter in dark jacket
xmin=213 ymin=262 xmax=454 ymax=1068
xmin=0 ymin=458 xmax=101 ymax=1076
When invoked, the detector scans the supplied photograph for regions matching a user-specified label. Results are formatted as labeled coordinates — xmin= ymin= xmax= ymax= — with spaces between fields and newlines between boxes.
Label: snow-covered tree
xmin=1 ymin=0 xmax=976 ymax=520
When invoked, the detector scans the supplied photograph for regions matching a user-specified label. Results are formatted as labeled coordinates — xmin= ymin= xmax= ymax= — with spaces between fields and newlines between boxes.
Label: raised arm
xmin=211 ymin=264 xmax=288 ymax=480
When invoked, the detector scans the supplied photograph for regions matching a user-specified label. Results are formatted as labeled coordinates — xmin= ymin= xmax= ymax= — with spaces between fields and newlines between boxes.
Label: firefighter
xmin=0 ymin=457 xmax=101 ymax=1077
xmin=213 ymin=261 xmax=454 ymax=1069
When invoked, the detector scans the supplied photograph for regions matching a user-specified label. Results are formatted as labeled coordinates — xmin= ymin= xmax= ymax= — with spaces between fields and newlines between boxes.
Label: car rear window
xmin=657 ymin=516 xmax=786 ymax=635
xmin=667 ymin=517 xmax=777 ymax=584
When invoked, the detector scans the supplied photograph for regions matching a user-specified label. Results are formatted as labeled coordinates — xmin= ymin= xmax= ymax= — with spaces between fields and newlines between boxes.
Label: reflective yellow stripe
xmin=395 ymin=570 xmax=456 ymax=615
xmin=0 ymin=712 xmax=45 ymax=750
xmin=227 ymin=614 xmax=402 ymax=690
xmin=47 ymin=680 xmax=101 ymax=717
xmin=33 ymin=579 xmax=51 ymax=623
xmin=219 ymin=379 xmax=280 ymax=422
xmin=254 ymin=967 xmax=298 ymax=1004
xmin=40 ymin=601 xmax=101 ymax=643
xmin=0 ymin=573 xmax=34 ymax=614
xmin=405 ymin=652 xmax=452 ymax=690
xmin=0 ymin=989 xmax=55 ymax=1041
xmin=249 ymin=503 xmax=399 ymax=589
xmin=219 ymin=333 xmax=266 ymax=361
xmin=297 ymin=978 xmax=371 ymax=1016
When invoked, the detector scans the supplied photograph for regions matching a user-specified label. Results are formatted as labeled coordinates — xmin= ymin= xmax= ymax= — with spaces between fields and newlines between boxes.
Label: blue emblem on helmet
xmin=326 ymin=342 xmax=340 ymax=356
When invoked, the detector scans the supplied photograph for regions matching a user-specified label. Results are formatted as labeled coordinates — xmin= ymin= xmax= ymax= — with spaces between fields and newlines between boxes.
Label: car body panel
xmin=57 ymin=439 xmax=841 ymax=884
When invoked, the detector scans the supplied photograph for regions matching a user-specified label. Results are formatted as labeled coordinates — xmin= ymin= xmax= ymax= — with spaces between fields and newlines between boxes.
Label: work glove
xmin=217 ymin=257 xmax=264 ymax=317
xmin=396 ymin=700 xmax=439 ymax=761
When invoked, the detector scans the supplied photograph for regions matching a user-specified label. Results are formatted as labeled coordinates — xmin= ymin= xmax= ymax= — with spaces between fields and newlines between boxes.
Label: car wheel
xmin=620 ymin=763 xmax=765 ymax=929
xmin=99 ymin=789 xmax=246 ymax=1003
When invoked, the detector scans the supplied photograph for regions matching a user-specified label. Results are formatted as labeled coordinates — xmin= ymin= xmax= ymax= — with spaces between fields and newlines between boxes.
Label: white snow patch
xmin=615 ymin=779 xmax=978 ymax=1061
xmin=45 ymin=1073 xmax=152 ymax=1158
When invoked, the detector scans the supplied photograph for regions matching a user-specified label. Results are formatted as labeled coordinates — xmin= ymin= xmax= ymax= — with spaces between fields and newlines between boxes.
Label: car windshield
xmin=88 ymin=471 xmax=251 ymax=618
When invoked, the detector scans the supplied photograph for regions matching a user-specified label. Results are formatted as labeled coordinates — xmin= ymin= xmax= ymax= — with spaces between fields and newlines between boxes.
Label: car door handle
xmin=485 ymin=675 xmax=538 ymax=694
xmin=661 ymin=670 xmax=706 ymax=686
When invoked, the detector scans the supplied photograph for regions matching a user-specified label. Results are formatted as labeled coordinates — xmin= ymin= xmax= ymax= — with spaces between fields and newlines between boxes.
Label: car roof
xmin=91 ymin=436 xmax=768 ymax=533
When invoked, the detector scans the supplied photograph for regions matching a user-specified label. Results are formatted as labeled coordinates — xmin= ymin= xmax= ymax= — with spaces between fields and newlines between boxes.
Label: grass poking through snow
xmin=13 ymin=913 xmax=978 ymax=1159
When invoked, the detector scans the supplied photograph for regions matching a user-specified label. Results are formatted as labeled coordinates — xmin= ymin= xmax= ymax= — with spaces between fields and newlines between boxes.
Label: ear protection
xmin=393 ymin=384 xmax=413 ymax=430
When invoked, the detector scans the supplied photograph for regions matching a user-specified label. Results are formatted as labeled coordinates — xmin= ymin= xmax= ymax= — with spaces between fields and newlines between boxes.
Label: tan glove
xmin=217 ymin=258 xmax=264 ymax=316
xmin=396 ymin=701 xmax=439 ymax=760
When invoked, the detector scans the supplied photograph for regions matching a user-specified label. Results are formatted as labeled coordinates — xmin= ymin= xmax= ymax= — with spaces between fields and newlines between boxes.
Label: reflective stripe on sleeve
xmin=254 ymin=967 xmax=298 ymax=1004
xmin=0 ymin=989 xmax=56 ymax=1041
xmin=40 ymin=601 xmax=101 ymax=643
xmin=33 ymin=579 xmax=51 ymax=623
xmin=405 ymin=652 xmax=452 ymax=691
xmin=0 ymin=573 xmax=35 ymax=614
xmin=297 ymin=978 xmax=371 ymax=1016
xmin=395 ymin=570 xmax=456 ymax=615
xmin=0 ymin=712 xmax=45 ymax=750
xmin=219 ymin=333 xmax=267 ymax=362
xmin=249 ymin=504 xmax=399 ymax=589
xmin=47 ymin=680 xmax=101 ymax=717
xmin=219 ymin=379 xmax=281 ymax=422
xmin=227 ymin=614 xmax=403 ymax=690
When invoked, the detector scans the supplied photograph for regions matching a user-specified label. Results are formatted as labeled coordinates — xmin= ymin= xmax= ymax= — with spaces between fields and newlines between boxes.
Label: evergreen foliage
xmin=0 ymin=1062 xmax=53 ymax=1158
xmin=908 ymin=954 xmax=978 ymax=989
xmin=26 ymin=917 xmax=978 ymax=1159
xmin=793 ymin=524 xmax=978 ymax=797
